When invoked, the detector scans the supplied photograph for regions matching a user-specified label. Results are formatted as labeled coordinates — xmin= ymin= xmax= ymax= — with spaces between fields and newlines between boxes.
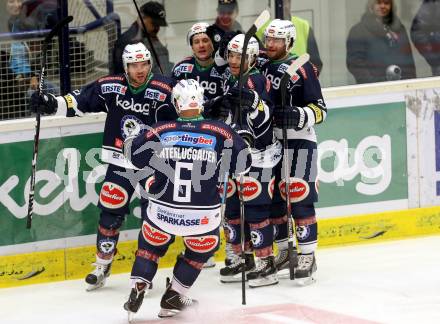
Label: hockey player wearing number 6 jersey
xmin=258 ymin=19 xmax=327 ymax=283
xmin=218 ymin=34 xmax=283 ymax=288
xmin=122 ymin=79 xmax=251 ymax=319
xmin=29 ymin=42 xmax=178 ymax=291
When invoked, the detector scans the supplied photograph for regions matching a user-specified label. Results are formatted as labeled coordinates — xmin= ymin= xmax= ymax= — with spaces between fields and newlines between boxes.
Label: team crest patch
xmin=120 ymin=115 xmax=145 ymax=139
xmin=224 ymin=224 xmax=236 ymax=242
xmin=210 ymin=68 xmax=222 ymax=78
xmin=250 ymin=229 xmax=264 ymax=247
xmin=296 ymin=225 xmax=310 ymax=240
xmin=98 ymin=239 xmax=115 ymax=254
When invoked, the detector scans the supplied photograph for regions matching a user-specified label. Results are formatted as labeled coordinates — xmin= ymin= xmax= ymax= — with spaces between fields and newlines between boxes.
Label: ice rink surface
xmin=1 ymin=236 xmax=440 ymax=324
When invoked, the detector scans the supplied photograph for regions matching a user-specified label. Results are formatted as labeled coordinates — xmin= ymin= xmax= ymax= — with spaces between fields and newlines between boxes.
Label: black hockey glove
xmin=231 ymin=123 xmax=255 ymax=148
xmin=226 ymin=87 xmax=261 ymax=113
xmin=29 ymin=91 xmax=58 ymax=114
xmin=203 ymin=96 xmax=231 ymax=120
xmin=273 ymin=105 xmax=308 ymax=131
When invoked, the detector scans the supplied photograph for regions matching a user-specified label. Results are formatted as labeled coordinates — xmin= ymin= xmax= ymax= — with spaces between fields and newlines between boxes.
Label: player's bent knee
xmin=99 ymin=211 xmax=125 ymax=230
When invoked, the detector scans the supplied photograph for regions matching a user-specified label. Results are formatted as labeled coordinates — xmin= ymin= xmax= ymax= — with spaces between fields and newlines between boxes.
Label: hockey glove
xmin=29 ymin=91 xmax=58 ymax=114
xmin=203 ymin=96 xmax=231 ymax=121
xmin=273 ymin=105 xmax=308 ymax=131
xmin=231 ymin=123 xmax=255 ymax=148
xmin=226 ymin=87 xmax=262 ymax=113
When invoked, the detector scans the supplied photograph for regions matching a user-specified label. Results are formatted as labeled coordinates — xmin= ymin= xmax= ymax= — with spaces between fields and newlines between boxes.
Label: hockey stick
xmin=132 ymin=0 xmax=164 ymax=74
xmin=278 ymin=53 xmax=310 ymax=279
xmin=232 ymin=9 xmax=270 ymax=306
xmin=26 ymin=16 xmax=73 ymax=229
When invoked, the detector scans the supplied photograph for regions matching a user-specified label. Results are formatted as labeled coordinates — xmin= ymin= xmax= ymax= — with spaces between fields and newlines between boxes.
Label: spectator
xmin=346 ymin=0 xmax=416 ymax=84
xmin=112 ymin=1 xmax=173 ymax=75
xmin=411 ymin=0 xmax=440 ymax=76
xmin=209 ymin=0 xmax=242 ymax=54
xmin=6 ymin=0 xmax=23 ymax=32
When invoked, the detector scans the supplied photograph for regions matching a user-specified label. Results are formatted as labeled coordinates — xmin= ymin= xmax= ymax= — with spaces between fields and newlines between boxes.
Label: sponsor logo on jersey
xmin=268 ymin=177 xmax=275 ymax=199
xmin=98 ymin=239 xmax=116 ymax=254
xmin=201 ymin=124 xmax=232 ymax=139
xmin=251 ymin=229 xmax=264 ymax=247
xmin=120 ymin=115 xmax=145 ymax=139
xmin=114 ymin=138 xmax=123 ymax=148
xmin=219 ymin=178 xmax=236 ymax=198
xmin=151 ymin=80 xmax=172 ymax=92
xmin=144 ymin=88 xmax=167 ymax=101
xmin=308 ymin=104 xmax=323 ymax=123
xmin=278 ymin=177 xmax=310 ymax=203
xmin=157 ymin=206 xmax=204 ymax=227
xmin=173 ymin=63 xmax=194 ymax=77
xmin=101 ymin=83 xmax=127 ymax=95
xmin=98 ymin=76 xmax=124 ymax=83
xmin=210 ymin=68 xmax=222 ymax=79
xmin=142 ymin=221 xmax=172 ymax=246
xmin=237 ymin=176 xmax=262 ymax=201
xmin=247 ymin=78 xmax=255 ymax=89
xmin=116 ymin=95 xmax=150 ymax=115
xmin=184 ymin=235 xmax=218 ymax=253
xmin=196 ymin=75 xmax=218 ymax=95
xmin=145 ymin=176 xmax=155 ymax=193
xmin=99 ymin=182 xmax=128 ymax=209
xmin=145 ymin=123 xmax=177 ymax=139
xmin=278 ymin=63 xmax=289 ymax=74
xmin=160 ymin=131 xmax=216 ymax=149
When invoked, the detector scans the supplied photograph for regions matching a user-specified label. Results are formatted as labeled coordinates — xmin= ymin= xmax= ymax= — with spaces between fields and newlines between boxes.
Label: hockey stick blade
xmin=248 ymin=9 xmax=270 ymax=35
xmin=279 ymin=53 xmax=310 ymax=91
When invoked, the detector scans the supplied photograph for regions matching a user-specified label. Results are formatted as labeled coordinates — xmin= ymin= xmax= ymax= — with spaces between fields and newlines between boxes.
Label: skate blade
xmin=276 ymin=268 xmax=290 ymax=279
xmin=86 ymin=280 xmax=105 ymax=291
xmin=220 ymin=274 xmax=247 ymax=283
xmin=248 ymin=275 xmax=279 ymax=288
xmin=295 ymin=276 xmax=316 ymax=286
xmin=127 ymin=311 xmax=135 ymax=323
xmin=158 ymin=308 xmax=180 ymax=318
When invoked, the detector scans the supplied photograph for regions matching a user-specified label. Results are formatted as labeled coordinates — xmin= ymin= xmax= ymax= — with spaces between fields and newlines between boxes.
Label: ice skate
xmin=203 ymin=256 xmax=216 ymax=268
xmin=124 ymin=282 xmax=148 ymax=323
xmin=158 ymin=278 xmax=198 ymax=318
xmin=224 ymin=242 xmax=237 ymax=266
xmin=275 ymin=247 xmax=298 ymax=279
xmin=85 ymin=262 xmax=112 ymax=291
xmin=295 ymin=253 xmax=317 ymax=286
xmin=219 ymin=253 xmax=255 ymax=283
xmin=247 ymin=255 xmax=278 ymax=288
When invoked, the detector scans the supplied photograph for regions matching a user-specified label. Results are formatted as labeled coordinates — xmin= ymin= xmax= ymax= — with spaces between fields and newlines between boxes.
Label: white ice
xmin=1 ymin=236 xmax=440 ymax=324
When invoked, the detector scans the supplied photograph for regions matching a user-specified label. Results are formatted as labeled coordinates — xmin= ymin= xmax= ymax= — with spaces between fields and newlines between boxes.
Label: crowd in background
xmin=0 ymin=0 xmax=439 ymax=120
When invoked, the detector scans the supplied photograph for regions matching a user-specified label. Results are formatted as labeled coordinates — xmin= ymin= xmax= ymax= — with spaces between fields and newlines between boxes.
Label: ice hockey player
xmin=122 ymin=79 xmax=251 ymax=319
xmin=258 ymin=19 xmax=327 ymax=283
xmin=29 ymin=42 xmax=178 ymax=291
xmin=218 ymin=34 xmax=282 ymax=288
xmin=171 ymin=22 xmax=226 ymax=101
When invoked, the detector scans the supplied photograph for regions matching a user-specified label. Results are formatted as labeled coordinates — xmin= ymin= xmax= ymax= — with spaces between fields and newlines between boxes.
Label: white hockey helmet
xmin=227 ymin=34 xmax=259 ymax=67
xmin=264 ymin=19 xmax=296 ymax=51
xmin=187 ymin=22 xmax=210 ymax=46
xmin=122 ymin=42 xmax=152 ymax=73
xmin=171 ymin=79 xmax=205 ymax=114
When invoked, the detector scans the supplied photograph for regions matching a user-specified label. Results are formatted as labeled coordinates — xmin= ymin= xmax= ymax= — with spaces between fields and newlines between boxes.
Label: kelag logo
xmin=160 ymin=131 xmax=216 ymax=149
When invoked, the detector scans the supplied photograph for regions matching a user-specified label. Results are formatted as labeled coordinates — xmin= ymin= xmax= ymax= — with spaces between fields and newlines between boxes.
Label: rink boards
xmin=1 ymin=78 xmax=440 ymax=288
